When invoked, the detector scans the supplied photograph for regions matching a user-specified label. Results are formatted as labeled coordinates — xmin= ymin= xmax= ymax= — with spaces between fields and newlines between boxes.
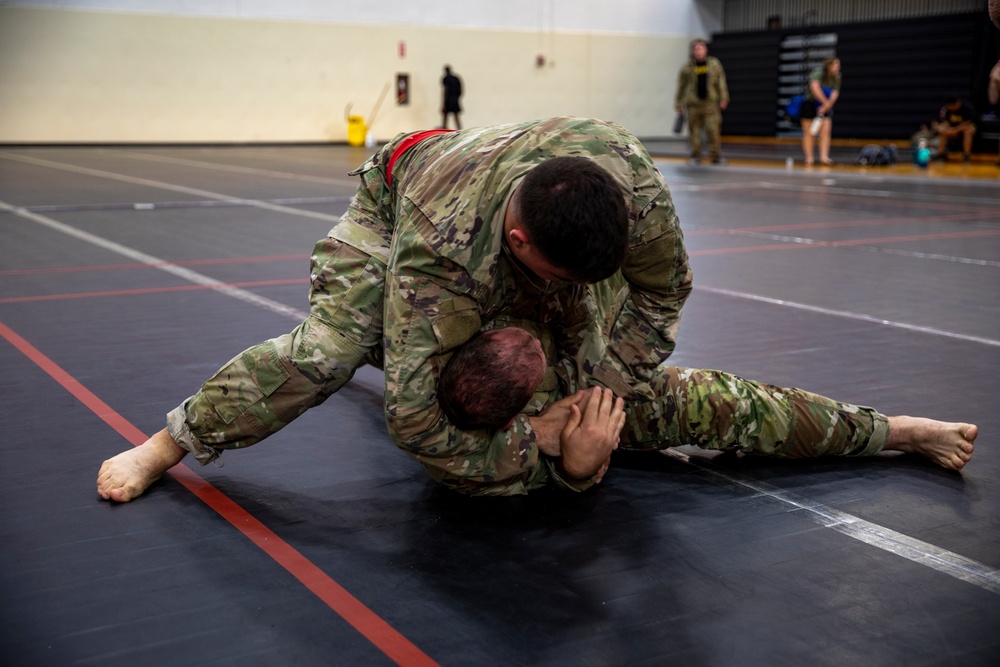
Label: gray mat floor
xmin=1 ymin=145 xmax=998 ymax=667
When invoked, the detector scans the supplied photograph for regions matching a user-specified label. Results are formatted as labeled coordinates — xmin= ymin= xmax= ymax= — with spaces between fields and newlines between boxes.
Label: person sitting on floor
xmin=933 ymin=95 xmax=977 ymax=162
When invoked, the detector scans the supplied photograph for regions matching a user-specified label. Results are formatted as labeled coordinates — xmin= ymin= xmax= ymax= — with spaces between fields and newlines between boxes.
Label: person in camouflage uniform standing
xmin=98 ymin=117 xmax=692 ymax=501
xmin=675 ymin=39 xmax=729 ymax=165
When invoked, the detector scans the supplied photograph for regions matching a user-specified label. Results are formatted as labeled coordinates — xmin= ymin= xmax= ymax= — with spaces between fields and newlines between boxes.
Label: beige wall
xmin=0 ymin=7 xmax=693 ymax=143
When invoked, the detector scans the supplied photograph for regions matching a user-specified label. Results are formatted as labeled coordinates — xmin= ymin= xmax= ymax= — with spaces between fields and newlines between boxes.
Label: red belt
xmin=386 ymin=129 xmax=454 ymax=187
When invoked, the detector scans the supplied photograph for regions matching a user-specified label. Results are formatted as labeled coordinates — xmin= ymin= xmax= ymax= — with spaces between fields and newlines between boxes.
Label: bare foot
xmin=884 ymin=416 xmax=977 ymax=471
xmin=97 ymin=428 xmax=187 ymax=502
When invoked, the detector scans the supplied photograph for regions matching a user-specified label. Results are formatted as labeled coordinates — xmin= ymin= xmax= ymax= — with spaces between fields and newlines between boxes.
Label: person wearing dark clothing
xmin=933 ymin=96 xmax=976 ymax=162
xmin=441 ymin=66 xmax=463 ymax=130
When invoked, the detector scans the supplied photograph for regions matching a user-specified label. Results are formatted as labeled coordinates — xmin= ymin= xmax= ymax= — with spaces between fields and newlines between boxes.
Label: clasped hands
xmin=530 ymin=386 xmax=626 ymax=482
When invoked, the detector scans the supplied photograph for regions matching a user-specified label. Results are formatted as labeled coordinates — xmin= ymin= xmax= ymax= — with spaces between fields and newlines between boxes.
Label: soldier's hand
xmin=559 ymin=387 xmax=625 ymax=480
xmin=529 ymin=390 xmax=588 ymax=457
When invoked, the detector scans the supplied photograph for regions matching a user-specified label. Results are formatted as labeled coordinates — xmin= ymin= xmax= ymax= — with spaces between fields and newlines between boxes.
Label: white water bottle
xmin=810 ymin=114 xmax=824 ymax=136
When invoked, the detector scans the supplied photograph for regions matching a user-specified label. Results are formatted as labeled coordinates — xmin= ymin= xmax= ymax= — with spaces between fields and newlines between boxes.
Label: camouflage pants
xmin=686 ymin=101 xmax=723 ymax=159
xmin=618 ymin=367 xmax=888 ymax=458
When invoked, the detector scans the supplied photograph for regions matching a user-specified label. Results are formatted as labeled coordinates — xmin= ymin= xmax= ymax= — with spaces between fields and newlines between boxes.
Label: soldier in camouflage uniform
xmin=98 ymin=117 xmax=693 ymax=501
xmin=675 ymin=39 xmax=729 ymax=164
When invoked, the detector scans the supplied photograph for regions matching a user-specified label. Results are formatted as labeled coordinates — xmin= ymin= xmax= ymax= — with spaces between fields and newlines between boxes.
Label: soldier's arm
xmin=717 ymin=60 xmax=730 ymax=107
xmin=675 ymin=66 xmax=689 ymax=110
xmin=595 ymin=166 xmax=693 ymax=394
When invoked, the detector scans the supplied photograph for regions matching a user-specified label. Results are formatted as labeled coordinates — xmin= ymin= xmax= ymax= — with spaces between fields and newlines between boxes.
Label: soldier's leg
xmin=705 ymin=108 xmax=723 ymax=160
xmin=686 ymin=105 xmax=705 ymax=158
xmin=619 ymin=367 xmax=888 ymax=459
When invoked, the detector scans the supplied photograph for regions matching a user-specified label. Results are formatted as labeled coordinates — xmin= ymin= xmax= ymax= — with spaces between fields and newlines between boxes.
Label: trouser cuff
xmin=167 ymin=403 xmax=223 ymax=466
xmin=858 ymin=411 xmax=890 ymax=457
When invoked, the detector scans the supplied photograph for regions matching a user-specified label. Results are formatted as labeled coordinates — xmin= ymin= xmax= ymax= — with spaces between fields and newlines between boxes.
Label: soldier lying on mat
xmin=436 ymin=318 xmax=977 ymax=492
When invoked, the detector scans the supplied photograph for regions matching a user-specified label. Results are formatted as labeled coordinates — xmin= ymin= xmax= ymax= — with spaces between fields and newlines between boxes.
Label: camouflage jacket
xmin=675 ymin=56 xmax=729 ymax=108
xmin=335 ymin=117 xmax=692 ymax=495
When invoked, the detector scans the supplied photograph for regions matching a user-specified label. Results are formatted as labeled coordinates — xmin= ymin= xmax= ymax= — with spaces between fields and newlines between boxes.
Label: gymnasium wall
xmin=0 ymin=2 xmax=723 ymax=143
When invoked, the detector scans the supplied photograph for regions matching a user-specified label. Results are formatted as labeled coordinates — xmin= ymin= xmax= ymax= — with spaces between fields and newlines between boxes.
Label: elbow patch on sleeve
xmin=387 ymin=288 xmax=481 ymax=431
xmin=627 ymin=228 xmax=683 ymax=294
xmin=431 ymin=295 xmax=482 ymax=352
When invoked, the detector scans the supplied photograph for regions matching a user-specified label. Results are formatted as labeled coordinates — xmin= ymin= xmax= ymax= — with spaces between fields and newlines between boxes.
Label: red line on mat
xmin=710 ymin=184 xmax=996 ymax=215
xmin=683 ymin=211 xmax=989 ymax=236
xmin=0 ymin=320 xmax=440 ymax=667
xmin=689 ymin=228 xmax=1000 ymax=256
xmin=0 ymin=278 xmax=310 ymax=304
xmin=0 ymin=254 xmax=310 ymax=276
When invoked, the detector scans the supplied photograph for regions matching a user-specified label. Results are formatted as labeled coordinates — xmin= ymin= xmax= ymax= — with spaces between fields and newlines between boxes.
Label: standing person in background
xmin=799 ymin=57 xmax=841 ymax=166
xmin=675 ymin=39 xmax=729 ymax=165
xmin=441 ymin=65 xmax=463 ymax=130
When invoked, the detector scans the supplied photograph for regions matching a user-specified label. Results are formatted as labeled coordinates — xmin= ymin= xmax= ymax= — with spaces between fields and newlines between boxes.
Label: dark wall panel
xmin=711 ymin=12 xmax=988 ymax=139
xmin=704 ymin=32 xmax=783 ymax=136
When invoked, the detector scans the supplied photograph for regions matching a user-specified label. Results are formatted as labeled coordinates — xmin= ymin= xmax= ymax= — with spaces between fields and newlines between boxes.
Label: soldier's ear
xmin=508 ymin=227 xmax=529 ymax=250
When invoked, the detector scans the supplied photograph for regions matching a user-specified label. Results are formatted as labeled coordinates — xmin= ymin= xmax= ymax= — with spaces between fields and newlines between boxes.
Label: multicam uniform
xmin=167 ymin=117 xmax=693 ymax=495
xmin=675 ymin=55 xmax=729 ymax=161
xmin=473 ymin=281 xmax=889 ymax=493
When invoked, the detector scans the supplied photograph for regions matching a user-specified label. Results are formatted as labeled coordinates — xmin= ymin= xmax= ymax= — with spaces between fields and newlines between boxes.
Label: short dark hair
xmin=517 ymin=156 xmax=628 ymax=283
xmin=438 ymin=331 xmax=538 ymax=429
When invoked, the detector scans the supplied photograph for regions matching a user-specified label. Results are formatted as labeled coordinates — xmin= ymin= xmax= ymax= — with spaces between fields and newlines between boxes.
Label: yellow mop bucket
xmin=347 ymin=115 xmax=367 ymax=147
xmin=345 ymin=83 xmax=389 ymax=147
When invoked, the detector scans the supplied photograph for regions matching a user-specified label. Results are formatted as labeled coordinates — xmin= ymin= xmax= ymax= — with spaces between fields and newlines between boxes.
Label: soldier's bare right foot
xmin=96 ymin=428 xmax=187 ymax=502
xmin=884 ymin=416 xmax=977 ymax=471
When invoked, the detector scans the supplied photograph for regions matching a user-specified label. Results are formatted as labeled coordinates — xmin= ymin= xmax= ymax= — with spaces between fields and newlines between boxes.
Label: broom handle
xmin=367 ymin=82 xmax=391 ymax=128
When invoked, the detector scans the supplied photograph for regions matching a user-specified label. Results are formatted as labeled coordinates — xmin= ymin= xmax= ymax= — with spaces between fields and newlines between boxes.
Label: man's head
xmin=690 ymin=39 xmax=708 ymax=62
xmin=507 ymin=156 xmax=628 ymax=284
xmin=438 ymin=327 xmax=546 ymax=429
xmin=943 ymin=95 xmax=962 ymax=110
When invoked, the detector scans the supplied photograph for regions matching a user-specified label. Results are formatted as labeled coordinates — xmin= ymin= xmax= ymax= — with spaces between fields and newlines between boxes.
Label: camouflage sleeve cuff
xmin=543 ymin=458 xmax=597 ymax=493
xmin=166 ymin=403 xmax=222 ymax=466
